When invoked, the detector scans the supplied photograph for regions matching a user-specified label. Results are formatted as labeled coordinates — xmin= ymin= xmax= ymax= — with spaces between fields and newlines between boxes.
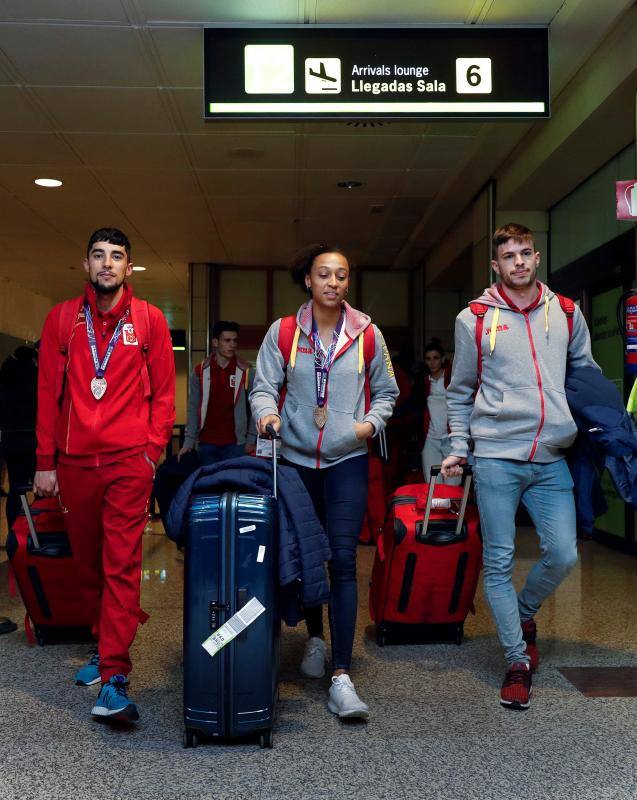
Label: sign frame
xmin=203 ymin=23 xmax=550 ymax=121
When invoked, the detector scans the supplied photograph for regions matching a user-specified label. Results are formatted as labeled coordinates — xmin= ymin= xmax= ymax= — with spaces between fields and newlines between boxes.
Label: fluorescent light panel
xmin=34 ymin=178 xmax=62 ymax=187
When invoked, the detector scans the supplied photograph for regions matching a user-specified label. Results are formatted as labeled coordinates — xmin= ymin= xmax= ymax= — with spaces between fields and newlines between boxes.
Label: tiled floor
xmin=1 ymin=523 xmax=637 ymax=800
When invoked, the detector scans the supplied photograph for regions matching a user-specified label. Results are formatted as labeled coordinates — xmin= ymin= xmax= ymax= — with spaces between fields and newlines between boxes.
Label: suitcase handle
xmin=421 ymin=466 xmax=473 ymax=541
xmin=265 ymin=423 xmax=280 ymax=500
xmin=19 ymin=493 xmax=41 ymax=551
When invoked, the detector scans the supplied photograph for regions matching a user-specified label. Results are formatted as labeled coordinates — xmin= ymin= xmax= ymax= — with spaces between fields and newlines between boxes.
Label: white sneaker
xmin=327 ymin=674 xmax=370 ymax=720
xmin=300 ymin=637 xmax=327 ymax=678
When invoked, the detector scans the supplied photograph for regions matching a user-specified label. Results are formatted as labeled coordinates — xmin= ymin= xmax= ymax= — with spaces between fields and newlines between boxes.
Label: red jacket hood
xmin=296 ymin=300 xmax=371 ymax=340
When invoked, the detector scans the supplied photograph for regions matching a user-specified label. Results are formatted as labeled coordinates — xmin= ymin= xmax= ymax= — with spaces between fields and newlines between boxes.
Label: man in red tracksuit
xmin=34 ymin=227 xmax=175 ymax=723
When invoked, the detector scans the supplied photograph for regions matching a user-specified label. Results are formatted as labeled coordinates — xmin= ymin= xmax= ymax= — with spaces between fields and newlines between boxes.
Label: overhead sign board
xmin=203 ymin=26 xmax=550 ymax=120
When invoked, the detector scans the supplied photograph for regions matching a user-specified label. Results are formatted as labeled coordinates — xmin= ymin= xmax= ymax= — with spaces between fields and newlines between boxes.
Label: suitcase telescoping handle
xmin=19 ymin=492 xmax=41 ymax=550
xmin=421 ymin=465 xmax=473 ymax=540
xmin=265 ymin=423 xmax=280 ymax=500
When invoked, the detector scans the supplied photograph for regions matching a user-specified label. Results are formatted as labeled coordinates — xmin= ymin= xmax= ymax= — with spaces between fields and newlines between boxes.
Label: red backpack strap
xmin=55 ymin=297 xmax=82 ymax=402
xmin=276 ymin=316 xmax=299 ymax=413
xmin=277 ymin=315 xmax=298 ymax=367
xmin=363 ymin=324 xmax=375 ymax=367
xmin=363 ymin=325 xmax=376 ymax=413
xmin=130 ymin=297 xmax=151 ymax=396
xmin=556 ymin=293 xmax=575 ymax=343
xmin=469 ymin=302 xmax=489 ymax=386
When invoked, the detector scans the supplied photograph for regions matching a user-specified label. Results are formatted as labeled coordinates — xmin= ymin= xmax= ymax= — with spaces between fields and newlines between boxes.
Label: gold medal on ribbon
xmin=313 ymin=405 xmax=328 ymax=429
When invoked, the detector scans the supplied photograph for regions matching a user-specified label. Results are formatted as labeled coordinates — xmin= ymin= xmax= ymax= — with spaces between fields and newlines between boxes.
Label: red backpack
xmin=469 ymin=293 xmax=574 ymax=385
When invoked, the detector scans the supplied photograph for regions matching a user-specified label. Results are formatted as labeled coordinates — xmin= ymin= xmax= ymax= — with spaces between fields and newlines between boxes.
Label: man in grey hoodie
xmin=441 ymin=222 xmax=598 ymax=710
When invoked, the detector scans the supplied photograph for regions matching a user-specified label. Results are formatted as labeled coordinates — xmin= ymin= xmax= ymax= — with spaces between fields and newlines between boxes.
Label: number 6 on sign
xmin=455 ymin=58 xmax=492 ymax=93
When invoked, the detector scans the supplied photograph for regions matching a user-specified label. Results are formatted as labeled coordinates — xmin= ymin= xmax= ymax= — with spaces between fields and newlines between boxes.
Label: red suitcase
xmin=6 ymin=494 xmax=93 ymax=645
xmin=370 ymin=466 xmax=481 ymax=646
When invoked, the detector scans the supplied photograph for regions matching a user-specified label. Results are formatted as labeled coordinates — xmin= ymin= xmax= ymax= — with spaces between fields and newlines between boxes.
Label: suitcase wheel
xmin=455 ymin=625 xmax=464 ymax=646
xmin=259 ymin=730 xmax=273 ymax=749
xmin=376 ymin=626 xmax=387 ymax=648
xmin=183 ymin=729 xmax=198 ymax=749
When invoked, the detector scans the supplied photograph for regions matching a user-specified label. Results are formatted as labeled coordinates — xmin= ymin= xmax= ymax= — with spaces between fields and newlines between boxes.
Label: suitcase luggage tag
xmin=417 ymin=466 xmax=472 ymax=545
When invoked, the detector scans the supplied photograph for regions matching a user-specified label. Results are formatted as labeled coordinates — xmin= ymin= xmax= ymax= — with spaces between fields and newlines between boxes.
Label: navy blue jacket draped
xmin=165 ymin=456 xmax=331 ymax=625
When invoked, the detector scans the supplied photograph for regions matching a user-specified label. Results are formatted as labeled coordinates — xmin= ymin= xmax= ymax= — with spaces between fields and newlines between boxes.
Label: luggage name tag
xmin=202 ymin=596 xmax=266 ymax=658
xmin=256 ymin=436 xmax=281 ymax=459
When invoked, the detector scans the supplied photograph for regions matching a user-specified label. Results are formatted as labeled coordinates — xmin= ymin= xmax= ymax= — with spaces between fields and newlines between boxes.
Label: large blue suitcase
xmin=182 ymin=457 xmax=280 ymax=749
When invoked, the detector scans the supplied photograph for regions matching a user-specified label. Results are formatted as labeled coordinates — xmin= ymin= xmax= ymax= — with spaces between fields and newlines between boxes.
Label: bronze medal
xmin=313 ymin=405 xmax=328 ymax=429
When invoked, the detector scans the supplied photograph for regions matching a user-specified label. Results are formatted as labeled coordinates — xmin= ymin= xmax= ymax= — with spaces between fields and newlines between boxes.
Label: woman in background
xmin=421 ymin=339 xmax=455 ymax=483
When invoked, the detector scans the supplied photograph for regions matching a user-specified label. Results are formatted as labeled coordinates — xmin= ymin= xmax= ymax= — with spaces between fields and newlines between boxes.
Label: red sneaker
xmin=521 ymin=619 xmax=539 ymax=672
xmin=500 ymin=662 xmax=532 ymax=710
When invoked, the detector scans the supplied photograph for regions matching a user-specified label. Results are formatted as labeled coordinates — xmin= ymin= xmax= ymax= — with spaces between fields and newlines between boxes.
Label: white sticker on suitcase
xmin=239 ymin=524 xmax=256 ymax=533
xmin=201 ymin=597 xmax=266 ymax=658
xmin=257 ymin=545 xmax=266 ymax=563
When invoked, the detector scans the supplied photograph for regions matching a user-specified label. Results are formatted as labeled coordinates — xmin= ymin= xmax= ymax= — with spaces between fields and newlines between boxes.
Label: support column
xmin=188 ymin=263 xmax=212 ymax=376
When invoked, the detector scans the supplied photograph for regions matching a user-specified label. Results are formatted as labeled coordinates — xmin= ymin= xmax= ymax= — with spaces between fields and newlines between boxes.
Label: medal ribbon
xmin=84 ymin=303 xmax=129 ymax=379
xmin=311 ymin=312 xmax=344 ymax=408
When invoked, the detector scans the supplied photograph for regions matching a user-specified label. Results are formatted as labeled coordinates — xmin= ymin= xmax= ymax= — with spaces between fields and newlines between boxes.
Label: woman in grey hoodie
xmin=250 ymin=243 xmax=399 ymax=720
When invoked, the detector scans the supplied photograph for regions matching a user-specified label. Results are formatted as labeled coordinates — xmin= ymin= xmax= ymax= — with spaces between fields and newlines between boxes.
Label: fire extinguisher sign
xmin=616 ymin=180 xmax=637 ymax=220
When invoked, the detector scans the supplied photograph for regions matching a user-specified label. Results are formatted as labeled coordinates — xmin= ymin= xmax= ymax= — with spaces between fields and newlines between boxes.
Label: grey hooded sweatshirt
xmin=250 ymin=301 xmax=399 ymax=469
xmin=447 ymin=282 xmax=598 ymax=463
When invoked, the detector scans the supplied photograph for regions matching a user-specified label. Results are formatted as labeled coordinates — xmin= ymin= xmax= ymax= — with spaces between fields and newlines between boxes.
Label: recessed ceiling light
xmin=34 ymin=178 xmax=62 ymax=188
xmin=337 ymin=180 xmax=363 ymax=189
xmin=132 ymin=266 xmax=146 ymax=272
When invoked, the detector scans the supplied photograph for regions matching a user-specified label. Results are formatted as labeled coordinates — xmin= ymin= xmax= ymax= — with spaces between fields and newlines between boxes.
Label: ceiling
xmin=0 ymin=0 xmax=633 ymax=327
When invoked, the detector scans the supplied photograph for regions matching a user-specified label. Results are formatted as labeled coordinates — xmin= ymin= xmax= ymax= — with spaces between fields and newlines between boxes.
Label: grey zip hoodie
xmin=250 ymin=301 xmax=399 ymax=469
xmin=448 ymin=282 xmax=599 ymax=463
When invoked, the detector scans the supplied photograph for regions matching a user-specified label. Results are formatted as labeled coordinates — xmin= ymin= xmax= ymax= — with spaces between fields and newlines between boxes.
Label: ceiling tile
xmin=208 ymin=196 xmax=298 ymax=220
xmin=150 ymin=27 xmax=203 ymax=87
xmin=484 ymin=0 xmax=564 ymax=23
xmin=0 ymin=133 xmax=80 ymax=166
xmin=304 ymin=134 xmax=421 ymax=170
xmin=411 ymin=136 xmax=477 ymax=170
xmin=315 ymin=0 xmax=475 ymax=22
xmin=303 ymin=195 xmax=387 ymax=218
xmin=34 ymin=88 xmax=175 ymax=134
xmin=198 ymin=169 xmax=298 ymax=197
xmin=0 ymin=1 xmax=129 ymax=22
xmin=140 ymin=0 xmax=299 ymax=23
xmin=302 ymin=169 xmax=403 ymax=196
xmin=186 ymin=133 xmax=297 ymax=170
xmin=399 ymin=169 xmax=449 ymax=196
xmin=0 ymin=24 xmax=156 ymax=86
xmin=0 ymin=86 xmax=54 ymax=131
xmin=391 ymin=196 xmax=431 ymax=217
xmin=65 ymin=133 xmax=189 ymax=169
xmin=96 ymin=167 xmax=201 ymax=199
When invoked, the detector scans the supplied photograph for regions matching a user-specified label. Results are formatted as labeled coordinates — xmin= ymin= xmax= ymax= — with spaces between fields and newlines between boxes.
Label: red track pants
xmin=57 ymin=453 xmax=153 ymax=681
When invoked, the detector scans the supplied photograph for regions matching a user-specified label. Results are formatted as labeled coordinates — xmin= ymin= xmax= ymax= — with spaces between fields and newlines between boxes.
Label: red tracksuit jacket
xmin=36 ymin=283 xmax=176 ymax=470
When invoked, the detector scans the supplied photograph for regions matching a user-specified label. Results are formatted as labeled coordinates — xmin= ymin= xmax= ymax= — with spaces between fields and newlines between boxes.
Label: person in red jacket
xmin=33 ymin=227 xmax=175 ymax=724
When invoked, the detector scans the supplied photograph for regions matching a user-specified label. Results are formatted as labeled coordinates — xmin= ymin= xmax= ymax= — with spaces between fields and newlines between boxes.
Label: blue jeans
xmin=473 ymin=457 xmax=578 ymax=665
xmin=286 ymin=455 xmax=369 ymax=671
xmin=198 ymin=443 xmax=245 ymax=466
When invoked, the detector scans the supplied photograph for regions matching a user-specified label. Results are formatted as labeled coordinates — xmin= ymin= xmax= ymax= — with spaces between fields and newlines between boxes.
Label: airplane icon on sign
xmin=308 ymin=62 xmax=338 ymax=84
xmin=305 ymin=58 xmax=342 ymax=94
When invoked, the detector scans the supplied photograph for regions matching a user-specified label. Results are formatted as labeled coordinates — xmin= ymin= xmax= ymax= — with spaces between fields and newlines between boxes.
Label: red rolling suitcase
xmin=6 ymin=494 xmax=93 ymax=645
xmin=370 ymin=466 xmax=481 ymax=646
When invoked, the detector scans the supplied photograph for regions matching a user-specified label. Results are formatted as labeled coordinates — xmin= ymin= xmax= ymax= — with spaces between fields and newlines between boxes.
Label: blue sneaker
xmin=91 ymin=675 xmax=139 ymax=722
xmin=75 ymin=653 xmax=101 ymax=686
